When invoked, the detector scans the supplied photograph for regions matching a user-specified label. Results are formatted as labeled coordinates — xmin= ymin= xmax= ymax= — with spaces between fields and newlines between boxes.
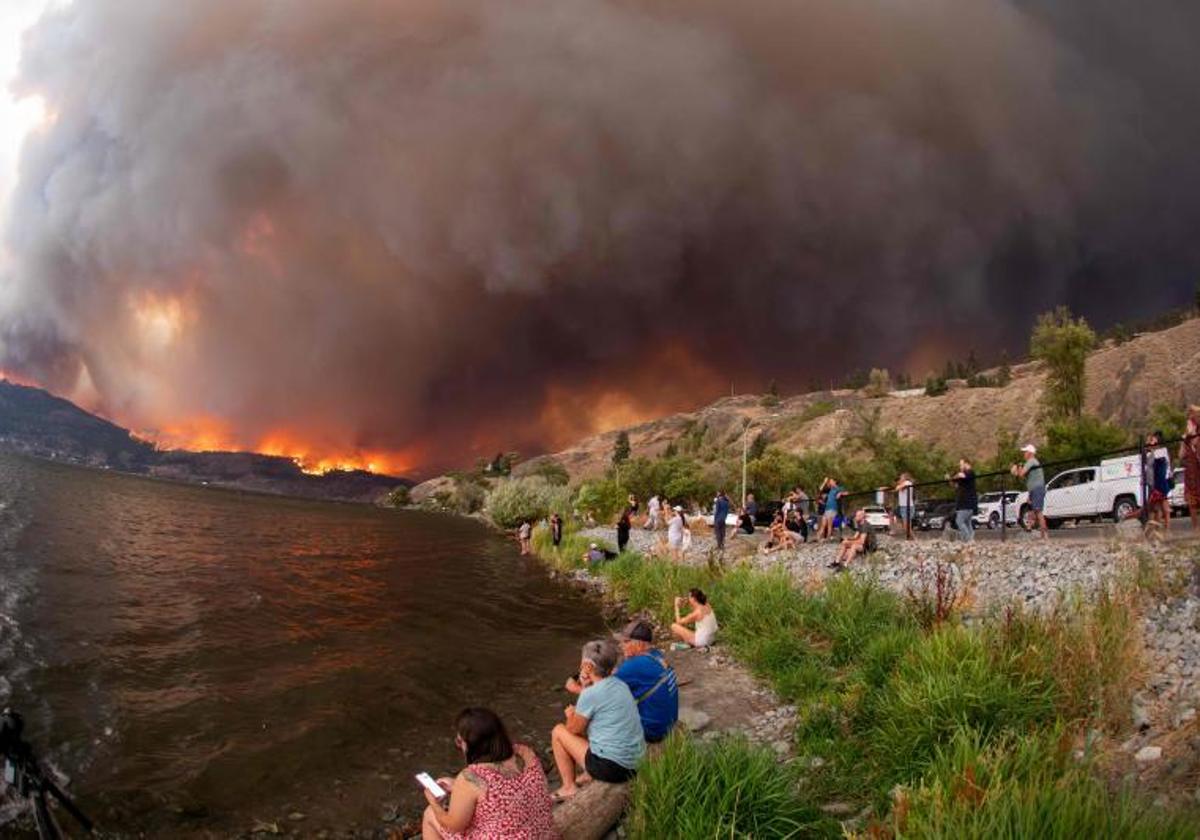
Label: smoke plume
xmin=2 ymin=0 xmax=1198 ymax=473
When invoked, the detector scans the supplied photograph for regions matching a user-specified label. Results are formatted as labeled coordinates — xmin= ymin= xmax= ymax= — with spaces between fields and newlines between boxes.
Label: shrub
xmin=865 ymin=367 xmax=892 ymax=397
xmin=761 ymin=379 xmax=782 ymax=408
xmin=483 ymin=477 xmax=569 ymax=527
xmin=896 ymin=729 xmax=1200 ymax=839
xmin=988 ymin=588 xmax=1139 ymax=728
xmin=865 ymin=627 xmax=1056 ymax=784
xmin=514 ymin=457 xmax=570 ymax=486
xmin=924 ymin=376 xmax=948 ymax=397
xmin=626 ymin=735 xmax=824 ymax=839
xmin=384 ymin=485 xmax=410 ymax=507
xmin=799 ymin=400 xmax=836 ymax=423
xmin=573 ymin=478 xmax=627 ymax=523
xmin=1039 ymin=415 xmax=1131 ymax=467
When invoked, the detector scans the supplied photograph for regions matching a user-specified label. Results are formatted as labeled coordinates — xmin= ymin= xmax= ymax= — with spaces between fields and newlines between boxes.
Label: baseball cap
xmin=619 ymin=619 xmax=654 ymax=642
xmin=589 ymin=542 xmax=598 ymax=549
xmin=1020 ymin=444 xmax=1037 ymax=454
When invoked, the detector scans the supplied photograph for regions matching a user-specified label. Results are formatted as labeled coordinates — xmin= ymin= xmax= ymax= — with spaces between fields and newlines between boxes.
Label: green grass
xmin=528 ymin=534 xmax=1198 ymax=839
xmin=627 ymin=734 xmax=826 ymax=839
xmin=896 ymin=729 xmax=1200 ymax=839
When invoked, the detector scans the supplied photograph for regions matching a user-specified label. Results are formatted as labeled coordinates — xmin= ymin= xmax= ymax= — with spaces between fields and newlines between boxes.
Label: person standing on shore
xmin=549 ymin=513 xmax=563 ymax=549
xmin=1180 ymin=409 xmax=1200 ymax=530
xmin=1012 ymin=444 xmax=1047 ymax=538
xmin=667 ymin=506 xmax=688 ymax=561
xmin=712 ymin=490 xmax=731 ymax=550
xmin=644 ymin=494 xmax=662 ymax=531
xmin=893 ymin=472 xmax=915 ymax=541
xmin=1145 ymin=431 xmax=1173 ymax=531
xmin=616 ymin=506 xmax=632 ymax=553
xmin=949 ymin=459 xmax=977 ymax=543
xmin=817 ymin=478 xmax=842 ymax=541
xmin=517 ymin=520 xmax=532 ymax=555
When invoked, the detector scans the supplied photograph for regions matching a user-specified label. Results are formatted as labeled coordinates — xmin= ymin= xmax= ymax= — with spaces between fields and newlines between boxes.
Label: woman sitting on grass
xmin=670 ymin=588 xmax=719 ymax=648
xmin=422 ymin=707 xmax=559 ymax=840
xmin=550 ymin=639 xmax=645 ymax=801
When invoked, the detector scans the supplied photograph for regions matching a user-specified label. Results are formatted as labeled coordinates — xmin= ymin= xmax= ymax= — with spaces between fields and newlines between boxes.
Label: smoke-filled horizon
xmin=1 ymin=0 xmax=1197 ymax=475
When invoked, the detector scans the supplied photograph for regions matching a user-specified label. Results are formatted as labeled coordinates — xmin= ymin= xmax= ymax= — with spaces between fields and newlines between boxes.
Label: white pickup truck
xmin=1014 ymin=455 xmax=1145 ymax=529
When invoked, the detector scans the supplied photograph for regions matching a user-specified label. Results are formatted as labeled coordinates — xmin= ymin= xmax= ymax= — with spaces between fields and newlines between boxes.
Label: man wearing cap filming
xmin=1011 ymin=444 xmax=1048 ymax=538
xmin=566 ymin=619 xmax=678 ymax=742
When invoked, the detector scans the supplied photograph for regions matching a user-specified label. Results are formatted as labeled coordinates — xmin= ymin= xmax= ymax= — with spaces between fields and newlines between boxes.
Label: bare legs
xmin=551 ymin=724 xmax=590 ymax=799
xmin=671 ymin=622 xmax=696 ymax=645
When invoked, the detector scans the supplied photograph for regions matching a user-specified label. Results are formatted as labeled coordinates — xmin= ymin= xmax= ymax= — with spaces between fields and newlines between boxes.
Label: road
xmin=908 ymin=517 xmax=1197 ymax=543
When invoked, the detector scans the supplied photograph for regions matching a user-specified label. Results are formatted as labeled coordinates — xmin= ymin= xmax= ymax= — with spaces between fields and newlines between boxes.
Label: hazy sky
xmin=0 ymin=0 xmax=48 ymax=258
xmin=0 ymin=1 xmax=1197 ymax=475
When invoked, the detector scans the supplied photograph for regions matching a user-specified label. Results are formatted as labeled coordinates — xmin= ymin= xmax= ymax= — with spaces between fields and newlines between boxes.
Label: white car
xmin=973 ymin=491 xmax=1021 ymax=529
xmin=860 ymin=506 xmax=891 ymax=531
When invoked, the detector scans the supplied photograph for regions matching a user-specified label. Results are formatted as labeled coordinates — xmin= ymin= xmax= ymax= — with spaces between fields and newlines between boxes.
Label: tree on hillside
xmin=865 ymin=368 xmax=892 ymax=398
xmin=612 ymin=430 xmax=631 ymax=466
xmin=761 ymin=379 xmax=781 ymax=408
xmin=1040 ymin=415 xmax=1131 ymax=467
xmin=1147 ymin=402 xmax=1187 ymax=438
xmin=1030 ymin=307 xmax=1095 ymax=420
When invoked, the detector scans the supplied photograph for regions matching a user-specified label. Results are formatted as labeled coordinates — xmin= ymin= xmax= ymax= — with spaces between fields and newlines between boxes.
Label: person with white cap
xmin=1011 ymin=444 xmax=1047 ymax=538
xmin=583 ymin=542 xmax=606 ymax=564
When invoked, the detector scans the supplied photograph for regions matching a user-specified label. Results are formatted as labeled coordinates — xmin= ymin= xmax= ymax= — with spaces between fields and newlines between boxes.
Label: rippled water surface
xmin=0 ymin=454 xmax=606 ymax=835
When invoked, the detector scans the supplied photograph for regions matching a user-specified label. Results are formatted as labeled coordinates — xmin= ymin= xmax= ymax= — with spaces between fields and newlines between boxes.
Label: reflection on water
xmin=0 ymin=454 xmax=606 ymax=834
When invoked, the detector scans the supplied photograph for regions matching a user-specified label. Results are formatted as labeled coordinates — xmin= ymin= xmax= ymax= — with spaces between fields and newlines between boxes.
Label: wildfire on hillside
xmin=142 ymin=417 xmax=418 ymax=477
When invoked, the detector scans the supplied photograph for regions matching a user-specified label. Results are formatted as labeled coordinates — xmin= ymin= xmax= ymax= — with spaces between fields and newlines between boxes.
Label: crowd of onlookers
xmin=453 ymin=409 xmax=1200 ymax=838
xmin=519 ymin=404 xmax=1200 ymax=573
xmin=420 ymin=597 xmax=717 ymax=839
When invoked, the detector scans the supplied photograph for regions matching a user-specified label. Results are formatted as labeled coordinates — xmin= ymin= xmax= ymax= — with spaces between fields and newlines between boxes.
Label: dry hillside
xmin=413 ymin=317 xmax=1200 ymax=499
xmin=525 ymin=317 xmax=1200 ymax=482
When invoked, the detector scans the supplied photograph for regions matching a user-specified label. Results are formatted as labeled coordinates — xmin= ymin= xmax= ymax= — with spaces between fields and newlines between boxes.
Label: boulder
xmin=678 ymin=706 xmax=712 ymax=732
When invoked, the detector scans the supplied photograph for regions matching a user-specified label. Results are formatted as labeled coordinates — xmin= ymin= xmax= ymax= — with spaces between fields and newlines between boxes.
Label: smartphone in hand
xmin=416 ymin=772 xmax=448 ymax=806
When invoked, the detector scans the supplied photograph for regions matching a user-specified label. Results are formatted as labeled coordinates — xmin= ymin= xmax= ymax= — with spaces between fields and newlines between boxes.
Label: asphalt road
xmin=906 ymin=516 xmax=1197 ymax=542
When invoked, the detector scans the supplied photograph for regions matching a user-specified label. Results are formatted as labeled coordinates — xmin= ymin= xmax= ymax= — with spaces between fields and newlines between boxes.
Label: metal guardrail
xmin=828 ymin=433 xmax=1188 ymax=540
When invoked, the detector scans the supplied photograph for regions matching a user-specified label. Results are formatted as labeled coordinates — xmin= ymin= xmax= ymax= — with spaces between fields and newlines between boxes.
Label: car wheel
xmin=1112 ymin=496 xmax=1136 ymax=521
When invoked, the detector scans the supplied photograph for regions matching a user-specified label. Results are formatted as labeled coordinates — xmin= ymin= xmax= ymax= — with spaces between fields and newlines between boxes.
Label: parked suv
xmin=973 ymin=491 xmax=1020 ymax=529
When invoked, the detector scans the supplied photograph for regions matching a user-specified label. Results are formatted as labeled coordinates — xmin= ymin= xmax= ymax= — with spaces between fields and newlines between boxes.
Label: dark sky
xmin=1 ymin=0 xmax=1197 ymax=474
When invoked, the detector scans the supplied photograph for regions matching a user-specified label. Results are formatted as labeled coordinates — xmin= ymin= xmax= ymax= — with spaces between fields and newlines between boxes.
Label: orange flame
xmin=142 ymin=417 xmax=416 ymax=476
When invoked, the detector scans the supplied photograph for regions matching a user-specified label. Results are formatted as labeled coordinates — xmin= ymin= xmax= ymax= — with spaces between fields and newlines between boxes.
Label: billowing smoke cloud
xmin=2 ymin=0 xmax=1198 ymax=473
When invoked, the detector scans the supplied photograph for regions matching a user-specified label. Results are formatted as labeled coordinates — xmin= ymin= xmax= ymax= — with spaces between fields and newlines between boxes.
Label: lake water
xmin=0 ymin=454 xmax=606 ymax=836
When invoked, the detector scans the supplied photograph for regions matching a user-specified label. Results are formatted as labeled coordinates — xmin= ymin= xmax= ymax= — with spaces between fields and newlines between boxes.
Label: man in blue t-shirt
xmin=614 ymin=619 xmax=678 ymax=742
